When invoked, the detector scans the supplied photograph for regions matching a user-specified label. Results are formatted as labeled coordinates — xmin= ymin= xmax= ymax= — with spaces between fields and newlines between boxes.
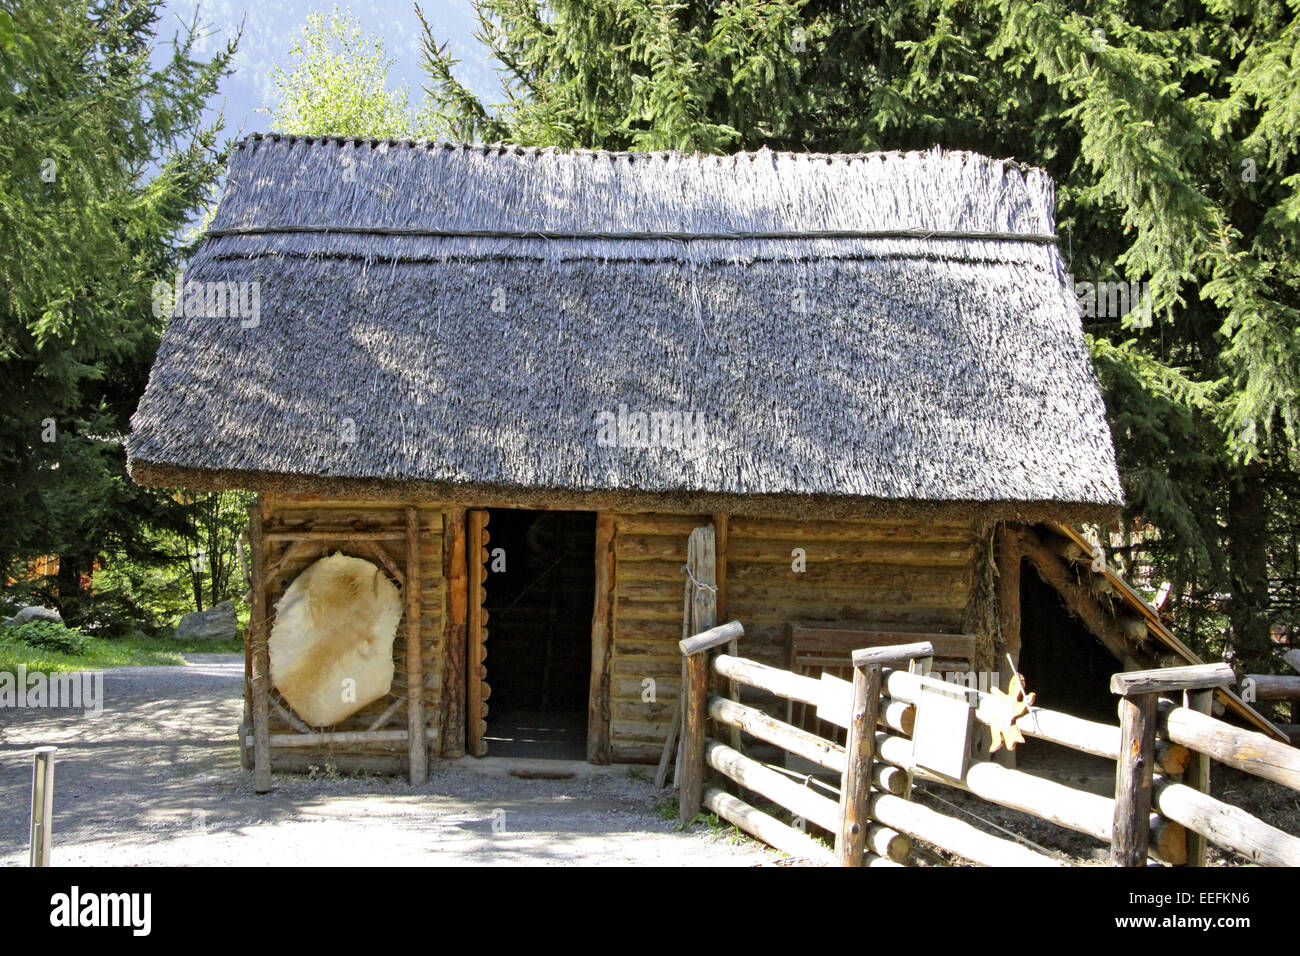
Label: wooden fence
xmin=676 ymin=621 xmax=1300 ymax=867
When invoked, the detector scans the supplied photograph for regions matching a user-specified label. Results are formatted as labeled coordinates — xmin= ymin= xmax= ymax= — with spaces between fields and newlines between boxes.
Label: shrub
xmin=0 ymin=620 xmax=88 ymax=655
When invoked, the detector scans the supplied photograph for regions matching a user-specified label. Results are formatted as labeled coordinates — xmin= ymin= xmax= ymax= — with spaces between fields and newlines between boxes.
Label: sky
xmin=159 ymin=0 xmax=498 ymax=139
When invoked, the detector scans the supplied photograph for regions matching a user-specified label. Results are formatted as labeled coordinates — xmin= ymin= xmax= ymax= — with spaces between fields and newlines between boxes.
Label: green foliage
xmin=265 ymin=6 xmax=437 ymax=138
xmin=0 ymin=1 xmax=237 ymax=634
xmin=0 ymin=629 xmax=187 ymax=674
xmin=0 ymin=619 xmax=87 ymax=655
xmin=407 ymin=0 xmax=1300 ymax=668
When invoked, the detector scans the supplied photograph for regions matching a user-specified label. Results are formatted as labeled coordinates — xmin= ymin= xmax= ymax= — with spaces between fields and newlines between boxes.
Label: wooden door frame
xmin=588 ymin=513 xmax=615 ymax=763
xmin=467 ymin=509 xmax=490 ymax=757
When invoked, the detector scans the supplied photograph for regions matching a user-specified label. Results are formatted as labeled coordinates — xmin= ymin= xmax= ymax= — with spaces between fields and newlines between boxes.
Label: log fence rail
xmin=677 ymin=621 xmax=1300 ymax=867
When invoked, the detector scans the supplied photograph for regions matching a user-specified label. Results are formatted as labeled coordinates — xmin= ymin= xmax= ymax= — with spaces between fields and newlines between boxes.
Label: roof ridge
xmin=235 ymin=132 xmax=1044 ymax=174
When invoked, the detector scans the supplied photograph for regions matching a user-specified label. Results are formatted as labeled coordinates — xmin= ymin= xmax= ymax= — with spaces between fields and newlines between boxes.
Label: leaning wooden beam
xmin=702 ymin=786 xmax=835 ymax=864
xmin=358 ymin=538 xmax=405 ymax=590
xmin=1020 ymin=529 xmax=1137 ymax=664
xmin=708 ymin=694 xmax=845 ymax=773
xmin=365 ymin=694 xmax=408 ymax=733
xmin=995 ymin=524 xmax=1023 ymax=671
xmin=1153 ymin=777 xmax=1300 ymax=867
xmin=270 ymin=696 xmax=312 ymax=735
xmin=705 ymin=740 xmax=842 ymax=833
xmin=248 ymin=501 xmax=272 ymax=793
xmin=405 ymin=506 xmax=426 ymax=784
xmin=869 ymin=792 xmax=1063 ymax=867
xmin=1156 ymin=699 xmax=1300 ymax=792
xmin=263 ymin=539 xmax=316 ymax=587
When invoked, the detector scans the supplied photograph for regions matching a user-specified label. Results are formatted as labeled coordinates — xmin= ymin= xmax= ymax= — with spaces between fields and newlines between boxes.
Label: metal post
xmin=29 ymin=746 xmax=56 ymax=867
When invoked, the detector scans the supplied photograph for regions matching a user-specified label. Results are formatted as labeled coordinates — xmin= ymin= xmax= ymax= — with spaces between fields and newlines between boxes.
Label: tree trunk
xmin=55 ymin=551 xmax=89 ymax=624
xmin=1227 ymin=462 xmax=1271 ymax=673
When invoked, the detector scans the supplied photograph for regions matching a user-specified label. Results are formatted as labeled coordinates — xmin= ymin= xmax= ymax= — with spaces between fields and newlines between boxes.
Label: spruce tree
xmin=0 ymin=0 xmax=235 ymax=627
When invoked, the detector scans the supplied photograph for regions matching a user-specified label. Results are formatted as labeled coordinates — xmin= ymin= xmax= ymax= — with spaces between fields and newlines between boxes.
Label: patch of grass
xmin=651 ymin=793 xmax=679 ymax=821
xmin=0 ymin=629 xmax=225 ymax=673
xmin=306 ymin=762 xmax=344 ymax=782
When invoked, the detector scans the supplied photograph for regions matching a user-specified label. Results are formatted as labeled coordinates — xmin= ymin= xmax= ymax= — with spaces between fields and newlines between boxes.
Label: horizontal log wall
xmin=258 ymin=497 xmax=447 ymax=761
xmin=606 ymin=512 xmax=981 ymax=762
xmin=724 ymin=516 xmax=979 ymax=666
xmin=609 ymin=513 xmax=707 ymax=762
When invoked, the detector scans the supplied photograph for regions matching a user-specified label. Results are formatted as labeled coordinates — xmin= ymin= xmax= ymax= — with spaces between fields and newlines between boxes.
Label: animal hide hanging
xmin=269 ymin=552 xmax=402 ymax=726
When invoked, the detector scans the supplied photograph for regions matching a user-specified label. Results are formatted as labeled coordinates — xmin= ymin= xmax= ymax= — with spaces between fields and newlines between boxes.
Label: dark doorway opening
xmin=1018 ymin=557 xmax=1120 ymax=722
xmin=482 ymin=510 xmax=595 ymax=759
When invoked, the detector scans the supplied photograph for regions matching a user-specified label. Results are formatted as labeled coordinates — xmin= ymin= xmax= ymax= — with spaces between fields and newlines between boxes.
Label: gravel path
xmin=0 ymin=655 xmax=776 ymax=866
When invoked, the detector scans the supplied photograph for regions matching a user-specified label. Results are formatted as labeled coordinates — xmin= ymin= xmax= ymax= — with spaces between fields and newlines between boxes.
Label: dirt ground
xmin=0 ymin=654 xmax=777 ymax=867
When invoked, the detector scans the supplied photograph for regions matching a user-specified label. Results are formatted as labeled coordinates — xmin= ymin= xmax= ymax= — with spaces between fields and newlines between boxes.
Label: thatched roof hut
xmin=128 ymin=135 xmax=1194 ymax=784
xmin=128 ymin=134 xmax=1120 ymax=522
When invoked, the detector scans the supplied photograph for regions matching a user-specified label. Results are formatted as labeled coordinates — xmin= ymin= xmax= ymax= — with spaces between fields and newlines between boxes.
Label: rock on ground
xmin=172 ymin=602 xmax=237 ymax=642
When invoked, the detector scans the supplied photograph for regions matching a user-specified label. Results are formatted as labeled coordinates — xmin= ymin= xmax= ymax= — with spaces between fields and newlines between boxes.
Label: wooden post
xmin=405 ymin=507 xmax=426 ymax=784
xmin=711 ymin=513 xmax=728 ymax=624
xmin=29 ymin=746 xmax=55 ymax=867
xmin=838 ymin=662 xmax=882 ymax=865
xmin=1184 ymin=688 xmax=1212 ymax=866
xmin=1112 ymin=693 xmax=1157 ymax=866
xmin=677 ymin=622 xmax=742 ymax=825
xmin=466 ymin=510 xmax=489 ymax=757
xmin=838 ymin=642 xmax=934 ymax=866
xmin=994 ymin=525 xmax=1022 ymax=769
xmin=588 ymin=514 xmax=615 ymax=764
xmin=680 ymin=647 xmax=710 ymax=825
xmin=442 ymin=508 xmax=467 ymax=758
xmin=248 ymin=501 xmax=272 ymax=792
xmin=1110 ymin=663 xmax=1232 ymax=866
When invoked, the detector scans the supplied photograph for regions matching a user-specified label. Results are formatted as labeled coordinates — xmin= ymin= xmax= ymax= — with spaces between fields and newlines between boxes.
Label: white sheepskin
xmin=269 ymin=552 xmax=402 ymax=726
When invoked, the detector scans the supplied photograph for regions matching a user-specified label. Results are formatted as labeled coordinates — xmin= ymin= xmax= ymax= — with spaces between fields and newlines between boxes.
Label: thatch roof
xmin=127 ymin=134 xmax=1122 ymax=521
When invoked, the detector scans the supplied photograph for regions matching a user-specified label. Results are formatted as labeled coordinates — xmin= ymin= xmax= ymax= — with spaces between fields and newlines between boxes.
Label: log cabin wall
xmin=604 ymin=512 xmax=984 ymax=763
xmin=607 ymin=513 xmax=708 ymax=763
xmin=256 ymin=497 xmax=448 ymax=771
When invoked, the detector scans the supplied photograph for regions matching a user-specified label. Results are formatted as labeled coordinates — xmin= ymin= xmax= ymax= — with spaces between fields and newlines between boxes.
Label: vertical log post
xmin=994 ymin=525 xmax=1023 ymax=769
xmin=588 ymin=514 xmax=615 ymax=764
xmin=677 ymin=621 xmax=744 ymax=826
xmin=442 ymin=509 xmax=467 ymax=759
xmin=710 ymin=514 xmax=741 ymax=752
xmin=405 ymin=506 xmax=426 ymax=784
xmin=1112 ymin=693 xmax=1157 ymax=866
xmin=1110 ymin=664 xmax=1233 ymax=866
xmin=1184 ymin=688 xmax=1214 ymax=866
xmin=29 ymin=746 xmax=55 ymax=867
xmin=248 ymin=501 xmax=272 ymax=793
xmin=466 ymin=510 xmax=489 ymax=757
xmin=839 ymin=642 xmax=934 ymax=866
